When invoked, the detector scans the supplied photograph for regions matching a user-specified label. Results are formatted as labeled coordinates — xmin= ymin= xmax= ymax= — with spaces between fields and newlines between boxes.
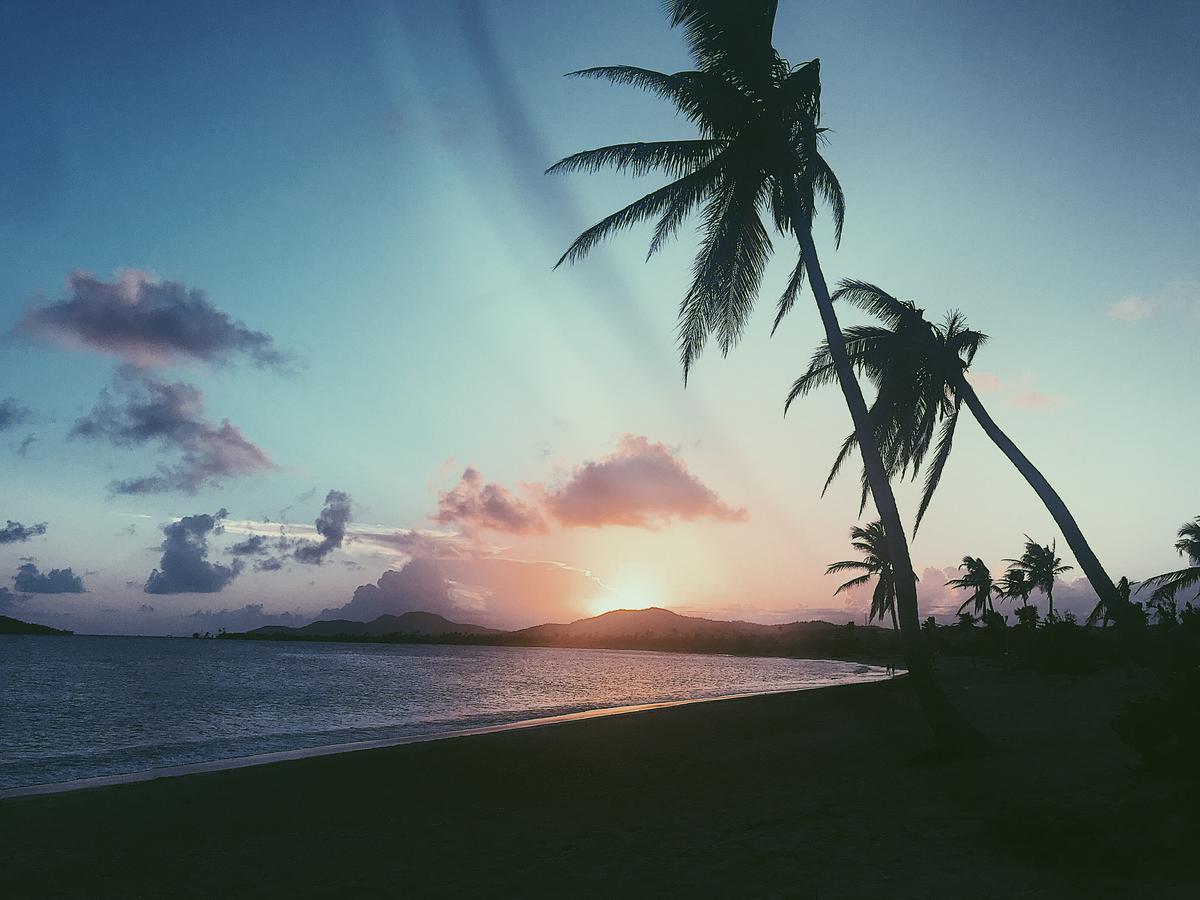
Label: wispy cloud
xmin=1106 ymin=280 xmax=1199 ymax=324
xmin=967 ymin=372 xmax=1065 ymax=411
xmin=70 ymin=368 xmax=276 ymax=495
xmin=0 ymin=398 xmax=33 ymax=432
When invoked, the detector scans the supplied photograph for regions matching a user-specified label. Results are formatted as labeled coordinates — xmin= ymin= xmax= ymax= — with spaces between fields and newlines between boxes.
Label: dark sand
xmin=2 ymin=659 xmax=1194 ymax=898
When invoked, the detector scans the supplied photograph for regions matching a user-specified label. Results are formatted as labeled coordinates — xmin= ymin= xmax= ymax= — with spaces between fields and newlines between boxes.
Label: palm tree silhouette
xmin=549 ymin=0 xmax=979 ymax=750
xmin=945 ymin=557 xmax=997 ymax=620
xmin=996 ymin=567 xmax=1033 ymax=610
xmin=785 ymin=280 xmax=1122 ymax=617
xmin=826 ymin=521 xmax=901 ymax=631
xmin=1087 ymin=576 xmax=1133 ymax=628
xmin=1138 ymin=516 xmax=1200 ymax=607
xmin=1005 ymin=538 xmax=1073 ymax=619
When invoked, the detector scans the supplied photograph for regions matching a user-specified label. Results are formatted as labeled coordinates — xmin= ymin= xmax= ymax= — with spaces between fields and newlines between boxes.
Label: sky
xmin=0 ymin=0 xmax=1196 ymax=635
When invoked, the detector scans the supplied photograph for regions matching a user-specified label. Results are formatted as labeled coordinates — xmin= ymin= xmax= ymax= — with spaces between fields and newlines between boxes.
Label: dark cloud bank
xmin=71 ymin=368 xmax=275 ymax=495
xmin=19 ymin=269 xmax=288 ymax=369
xmin=294 ymin=490 xmax=352 ymax=564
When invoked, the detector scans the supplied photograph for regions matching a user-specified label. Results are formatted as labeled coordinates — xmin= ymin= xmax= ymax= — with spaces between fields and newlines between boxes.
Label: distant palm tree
xmin=1087 ymin=576 xmax=1133 ymax=628
xmin=785 ymin=281 xmax=1122 ymax=618
xmin=1137 ymin=516 xmax=1200 ymax=609
xmin=945 ymin=557 xmax=996 ymax=620
xmin=995 ymin=567 xmax=1033 ymax=610
xmin=549 ymin=1 xmax=979 ymax=748
xmin=826 ymin=521 xmax=900 ymax=631
xmin=1005 ymin=538 xmax=1073 ymax=619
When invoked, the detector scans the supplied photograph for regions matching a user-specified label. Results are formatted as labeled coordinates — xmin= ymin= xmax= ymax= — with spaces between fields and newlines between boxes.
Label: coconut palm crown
xmin=1138 ymin=516 xmax=1200 ymax=605
xmin=1005 ymin=538 xmax=1073 ymax=618
xmin=826 ymin=520 xmax=900 ymax=629
xmin=945 ymin=556 xmax=997 ymax=619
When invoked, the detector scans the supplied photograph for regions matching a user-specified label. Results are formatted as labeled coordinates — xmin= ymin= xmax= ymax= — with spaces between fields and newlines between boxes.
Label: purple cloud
xmin=70 ymin=368 xmax=276 ymax=495
xmin=294 ymin=490 xmax=353 ymax=565
xmin=0 ymin=520 xmax=47 ymax=544
xmin=435 ymin=467 xmax=546 ymax=535
xmin=543 ymin=434 xmax=746 ymax=529
xmin=19 ymin=269 xmax=288 ymax=369
xmin=145 ymin=508 xmax=242 ymax=594
xmin=13 ymin=562 xmax=85 ymax=594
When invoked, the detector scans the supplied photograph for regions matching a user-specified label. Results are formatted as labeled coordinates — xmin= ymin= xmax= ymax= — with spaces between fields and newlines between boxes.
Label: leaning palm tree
xmin=827 ymin=521 xmax=900 ymax=631
xmin=1137 ymin=516 xmax=1200 ymax=607
xmin=785 ymin=280 xmax=1123 ymax=619
xmin=1006 ymin=538 xmax=1073 ymax=618
xmin=548 ymin=1 xmax=979 ymax=748
xmin=945 ymin=556 xmax=996 ymax=620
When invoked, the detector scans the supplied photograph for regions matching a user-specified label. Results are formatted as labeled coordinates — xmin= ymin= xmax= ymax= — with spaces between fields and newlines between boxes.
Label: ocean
xmin=0 ymin=635 xmax=887 ymax=791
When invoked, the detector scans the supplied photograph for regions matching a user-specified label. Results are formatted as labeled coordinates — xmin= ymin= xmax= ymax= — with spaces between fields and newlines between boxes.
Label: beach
xmin=1 ymin=658 xmax=1192 ymax=898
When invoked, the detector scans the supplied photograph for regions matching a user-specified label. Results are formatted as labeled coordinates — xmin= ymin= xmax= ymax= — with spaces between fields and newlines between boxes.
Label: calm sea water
xmin=0 ymin=635 xmax=886 ymax=790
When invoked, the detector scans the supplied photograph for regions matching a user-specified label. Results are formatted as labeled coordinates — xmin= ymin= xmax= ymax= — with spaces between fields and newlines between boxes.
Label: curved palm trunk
xmin=955 ymin=376 xmax=1120 ymax=615
xmin=795 ymin=224 xmax=986 ymax=753
xmin=889 ymin=599 xmax=899 ymax=632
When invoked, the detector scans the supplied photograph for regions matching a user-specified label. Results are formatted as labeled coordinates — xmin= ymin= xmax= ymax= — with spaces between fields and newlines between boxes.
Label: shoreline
xmin=0 ymin=670 xmax=893 ymax=801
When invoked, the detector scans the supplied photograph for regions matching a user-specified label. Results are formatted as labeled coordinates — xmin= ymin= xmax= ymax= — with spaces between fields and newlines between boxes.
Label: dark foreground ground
xmin=2 ymin=658 xmax=1195 ymax=898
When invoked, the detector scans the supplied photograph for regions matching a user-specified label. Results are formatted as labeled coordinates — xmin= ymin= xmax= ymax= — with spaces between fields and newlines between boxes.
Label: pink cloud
xmin=432 ymin=435 xmax=746 ymax=535
xmin=967 ymin=372 xmax=1065 ymax=411
xmin=435 ymin=467 xmax=547 ymax=535
xmin=966 ymin=371 xmax=1004 ymax=392
xmin=542 ymin=434 xmax=746 ymax=529
xmin=1008 ymin=388 xmax=1065 ymax=410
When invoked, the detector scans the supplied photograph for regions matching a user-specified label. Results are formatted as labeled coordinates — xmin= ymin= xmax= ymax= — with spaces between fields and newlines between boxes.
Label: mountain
xmin=514 ymin=607 xmax=847 ymax=641
xmin=248 ymin=611 xmax=501 ymax=639
xmin=0 ymin=615 xmax=73 ymax=636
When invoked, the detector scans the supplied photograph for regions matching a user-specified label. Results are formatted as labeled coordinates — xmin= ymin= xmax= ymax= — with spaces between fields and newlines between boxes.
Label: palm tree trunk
xmin=955 ymin=375 xmax=1120 ymax=616
xmin=889 ymin=601 xmax=899 ymax=632
xmin=794 ymin=223 xmax=986 ymax=753
xmin=1047 ymin=586 xmax=1054 ymax=619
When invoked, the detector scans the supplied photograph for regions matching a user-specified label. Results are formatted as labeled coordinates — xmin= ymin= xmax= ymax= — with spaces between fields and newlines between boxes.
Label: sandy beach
xmin=2 ymin=657 xmax=1193 ymax=898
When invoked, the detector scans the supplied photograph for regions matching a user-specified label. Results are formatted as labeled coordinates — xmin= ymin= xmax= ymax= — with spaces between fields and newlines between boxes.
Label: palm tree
xmin=1005 ymin=538 xmax=1073 ymax=619
xmin=945 ymin=557 xmax=996 ymax=620
xmin=785 ymin=281 xmax=1123 ymax=619
xmin=1087 ymin=576 xmax=1133 ymax=628
xmin=996 ymin=567 xmax=1033 ymax=610
xmin=549 ymin=0 xmax=980 ymax=750
xmin=827 ymin=521 xmax=900 ymax=631
xmin=1137 ymin=516 xmax=1200 ymax=608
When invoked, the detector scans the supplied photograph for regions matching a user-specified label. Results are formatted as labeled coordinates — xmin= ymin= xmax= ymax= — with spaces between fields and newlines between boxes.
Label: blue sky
xmin=1 ymin=1 xmax=1196 ymax=633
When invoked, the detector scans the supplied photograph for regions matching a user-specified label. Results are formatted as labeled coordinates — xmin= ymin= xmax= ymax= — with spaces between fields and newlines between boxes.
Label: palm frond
xmin=913 ymin=398 xmax=961 ymax=533
xmin=546 ymin=139 xmax=721 ymax=178
xmin=770 ymin=258 xmax=806 ymax=335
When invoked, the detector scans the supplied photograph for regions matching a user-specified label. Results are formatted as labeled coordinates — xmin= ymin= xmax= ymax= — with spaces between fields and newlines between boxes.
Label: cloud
xmin=228 ymin=534 xmax=269 ymax=555
xmin=433 ymin=436 xmax=745 ymax=535
xmin=13 ymin=562 xmax=85 ymax=593
xmin=294 ymin=490 xmax=353 ymax=565
xmin=1107 ymin=295 xmax=1156 ymax=322
xmin=435 ymin=467 xmax=546 ymax=535
xmin=0 ymin=398 xmax=32 ymax=432
xmin=0 ymin=586 xmax=24 ymax=613
xmin=145 ymin=508 xmax=243 ymax=594
xmin=543 ymin=434 xmax=746 ymax=528
xmin=320 ymin=555 xmax=607 ymax=629
xmin=19 ymin=269 xmax=289 ymax=369
xmin=0 ymin=520 xmax=47 ymax=544
xmin=15 ymin=435 xmax=37 ymax=457
xmin=71 ymin=368 xmax=276 ymax=494
xmin=1107 ymin=281 xmax=1199 ymax=323
xmin=967 ymin=372 xmax=1064 ymax=411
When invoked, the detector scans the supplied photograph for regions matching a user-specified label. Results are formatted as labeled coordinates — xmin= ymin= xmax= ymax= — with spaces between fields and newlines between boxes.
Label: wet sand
xmin=1 ymin=658 xmax=1193 ymax=898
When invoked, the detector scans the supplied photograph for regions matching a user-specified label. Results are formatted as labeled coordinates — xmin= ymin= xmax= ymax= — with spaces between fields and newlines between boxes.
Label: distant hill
xmin=516 ymin=607 xmax=805 ymax=641
xmin=227 ymin=606 xmax=895 ymax=660
xmin=247 ymin=611 xmax=502 ymax=639
xmin=0 ymin=615 xmax=73 ymax=636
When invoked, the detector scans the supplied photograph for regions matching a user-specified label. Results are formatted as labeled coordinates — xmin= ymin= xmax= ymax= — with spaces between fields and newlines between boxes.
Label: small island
xmin=0 ymin=615 xmax=73 ymax=637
